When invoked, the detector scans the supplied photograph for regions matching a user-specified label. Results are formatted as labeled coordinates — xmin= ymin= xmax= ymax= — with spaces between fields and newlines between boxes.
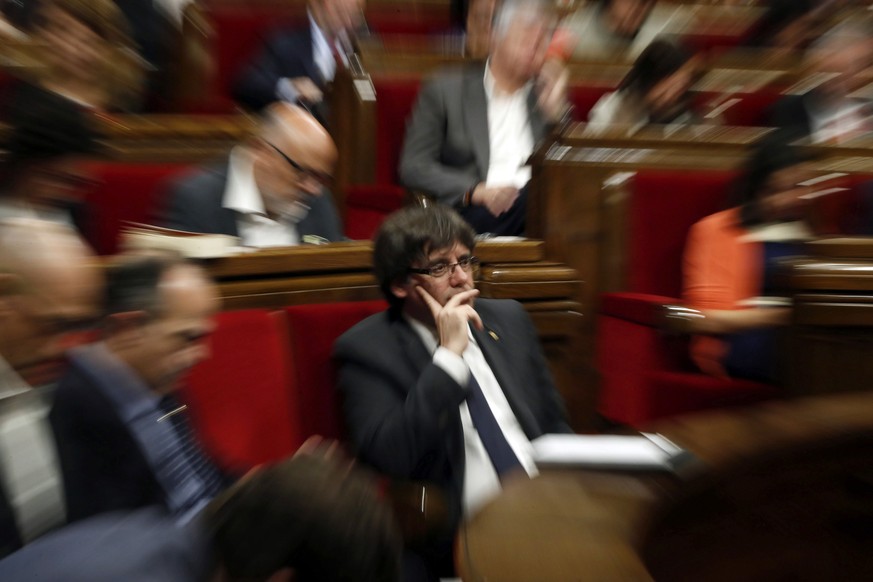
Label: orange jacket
xmin=682 ymin=208 xmax=763 ymax=377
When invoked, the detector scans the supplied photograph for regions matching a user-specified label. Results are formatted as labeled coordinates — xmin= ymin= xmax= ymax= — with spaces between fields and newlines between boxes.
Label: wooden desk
xmin=458 ymin=392 xmax=873 ymax=581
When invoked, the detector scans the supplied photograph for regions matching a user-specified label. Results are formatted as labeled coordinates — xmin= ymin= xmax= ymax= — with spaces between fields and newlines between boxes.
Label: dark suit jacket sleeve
xmin=50 ymin=371 xmax=162 ymax=523
xmin=398 ymin=75 xmax=482 ymax=206
xmin=299 ymin=190 xmax=344 ymax=241
xmin=335 ymin=324 xmax=469 ymax=478
xmin=158 ymin=168 xmax=228 ymax=235
xmin=231 ymin=29 xmax=314 ymax=112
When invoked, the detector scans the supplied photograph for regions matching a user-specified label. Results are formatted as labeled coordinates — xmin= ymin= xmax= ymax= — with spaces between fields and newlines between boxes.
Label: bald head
xmin=250 ymin=104 xmax=337 ymax=218
xmin=0 ymin=219 xmax=101 ymax=377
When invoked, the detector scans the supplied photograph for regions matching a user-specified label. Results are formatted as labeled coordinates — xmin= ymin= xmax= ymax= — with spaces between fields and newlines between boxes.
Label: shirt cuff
xmin=276 ymin=78 xmax=299 ymax=103
xmin=433 ymin=346 xmax=470 ymax=388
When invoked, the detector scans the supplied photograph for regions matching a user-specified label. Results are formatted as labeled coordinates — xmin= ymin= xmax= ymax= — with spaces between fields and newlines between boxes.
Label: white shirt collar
xmin=222 ymin=146 xmax=267 ymax=217
xmin=0 ymin=353 xmax=29 ymax=399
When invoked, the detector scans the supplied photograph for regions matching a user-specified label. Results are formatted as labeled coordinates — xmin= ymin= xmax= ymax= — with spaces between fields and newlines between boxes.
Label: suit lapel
xmin=463 ymin=67 xmax=490 ymax=179
xmin=390 ymin=316 xmax=433 ymax=386
xmin=472 ymin=312 xmax=539 ymax=437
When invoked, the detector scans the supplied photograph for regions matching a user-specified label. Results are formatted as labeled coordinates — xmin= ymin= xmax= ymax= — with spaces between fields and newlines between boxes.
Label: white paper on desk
xmin=531 ymin=433 xmax=684 ymax=471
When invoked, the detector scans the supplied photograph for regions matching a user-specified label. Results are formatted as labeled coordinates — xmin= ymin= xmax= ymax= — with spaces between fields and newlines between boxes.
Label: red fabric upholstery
xmin=283 ymin=300 xmax=388 ymax=442
xmin=202 ymin=5 xmax=304 ymax=113
xmin=81 ymin=161 xmax=190 ymax=255
xmin=596 ymin=169 xmax=779 ymax=427
xmin=344 ymin=184 xmax=406 ymax=240
xmin=626 ymin=169 xmax=737 ymax=297
xmin=571 ymin=85 xmax=613 ymax=121
xmin=693 ymin=91 xmax=784 ymax=127
xmin=183 ymin=310 xmax=302 ymax=472
xmin=374 ymin=77 xmax=422 ymax=185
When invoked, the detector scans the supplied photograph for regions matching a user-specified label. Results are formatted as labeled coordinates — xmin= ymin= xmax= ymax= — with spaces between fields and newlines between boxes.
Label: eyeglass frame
xmin=263 ymin=141 xmax=333 ymax=188
xmin=408 ymin=256 xmax=480 ymax=278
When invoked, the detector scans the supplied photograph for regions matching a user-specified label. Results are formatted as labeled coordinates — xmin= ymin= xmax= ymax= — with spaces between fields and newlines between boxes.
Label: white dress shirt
xmin=222 ymin=147 xmax=307 ymax=248
xmin=483 ymin=64 xmax=535 ymax=190
xmin=0 ymin=356 xmax=65 ymax=543
xmin=406 ymin=316 xmax=537 ymax=517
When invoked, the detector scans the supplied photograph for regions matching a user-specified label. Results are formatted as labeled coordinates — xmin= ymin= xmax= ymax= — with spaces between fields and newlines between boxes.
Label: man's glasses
xmin=264 ymin=141 xmax=332 ymax=187
xmin=408 ymin=256 xmax=480 ymax=278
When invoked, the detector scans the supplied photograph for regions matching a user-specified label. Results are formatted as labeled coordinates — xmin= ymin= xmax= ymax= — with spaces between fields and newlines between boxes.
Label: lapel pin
xmin=489 ymin=330 xmax=499 ymax=341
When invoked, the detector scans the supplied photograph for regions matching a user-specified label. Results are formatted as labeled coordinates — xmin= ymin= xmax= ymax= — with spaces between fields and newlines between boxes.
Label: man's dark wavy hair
xmin=373 ymin=205 xmax=476 ymax=309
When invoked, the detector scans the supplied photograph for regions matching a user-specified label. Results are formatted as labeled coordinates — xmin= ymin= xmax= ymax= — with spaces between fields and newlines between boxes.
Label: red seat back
xmin=626 ymin=169 xmax=738 ymax=297
xmin=283 ymin=300 xmax=388 ymax=441
xmin=374 ymin=77 xmax=422 ymax=185
xmin=184 ymin=309 xmax=302 ymax=471
xmin=82 ymin=161 xmax=189 ymax=255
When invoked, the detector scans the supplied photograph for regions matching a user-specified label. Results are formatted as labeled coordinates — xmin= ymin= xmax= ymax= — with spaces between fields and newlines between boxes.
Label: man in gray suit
xmin=161 ymin=103 xmax=343 ymax=247
xmin=398 ymin=0 xmax=569 ymax=236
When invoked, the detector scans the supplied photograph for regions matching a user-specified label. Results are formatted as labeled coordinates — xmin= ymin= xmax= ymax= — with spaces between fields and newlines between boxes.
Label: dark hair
xmin=744 ymin=0 xmax=813 ymax=48
xmin=104 ymin=254 xmax=192 ymax=318
xmin=373 ymin=205 xmax=476 ymax=309
xmin=205 ymin=455 xmax=402 ymax=582
xmin=618 ymin=38 xmax=694 ymax=96
xmin=0 ymin=86 xmax=98 ymax=190
xmin=734 ymin=135 xmax=812 ymax=228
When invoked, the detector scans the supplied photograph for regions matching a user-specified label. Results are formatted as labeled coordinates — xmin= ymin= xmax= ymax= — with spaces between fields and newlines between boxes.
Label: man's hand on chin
xmin=416 ymin=287 xmax=482 ymax=356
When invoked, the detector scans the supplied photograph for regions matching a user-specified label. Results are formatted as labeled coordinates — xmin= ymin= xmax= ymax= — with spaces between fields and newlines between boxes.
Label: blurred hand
xmin=472 ymin=184 xmax=520 ymax=217
xmin=416 ymin=287 xmax=482 ymax=356
xmin=290 ymin=77 xmax=324 ymax=103
xmin=536 ymin=59 xmax=570 ymax=123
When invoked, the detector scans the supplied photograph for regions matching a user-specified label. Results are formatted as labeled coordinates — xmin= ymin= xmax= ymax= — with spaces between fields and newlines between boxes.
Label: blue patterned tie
xmin=466 ymin=374 xmax=524 ymax=478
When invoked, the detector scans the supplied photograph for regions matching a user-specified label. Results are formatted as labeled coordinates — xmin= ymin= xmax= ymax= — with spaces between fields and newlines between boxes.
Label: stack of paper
xmin=531 ymin=433 xmax=691 ymax=472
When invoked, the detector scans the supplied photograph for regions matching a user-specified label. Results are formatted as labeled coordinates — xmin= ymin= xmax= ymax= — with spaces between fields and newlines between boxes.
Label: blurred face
xmin=252 ymin=136 xmax=335 ymax=219
xmin=0 ymin=262 xmax=100 ymax=385
xmin=316 ymin=0 xmax=365 ymax=37
xmin=133 ymin=268 xmax=218 ymax=393
xmin=396 ymin=242 xmax=477 ymax=324
xmin=607 ymin=0 xmax=654 ymax=39
xmin=644 ymin=64 xmax=694 ymax=123
xmin=37 ymin=5 xmax=106 ymax=80
xmin=491 ymin=12 xmax=553 ymax=83
xmin=816 ymin=38 xmax=873 ymax=98
xmin=759 ymin=165 xmax=813 ymax=223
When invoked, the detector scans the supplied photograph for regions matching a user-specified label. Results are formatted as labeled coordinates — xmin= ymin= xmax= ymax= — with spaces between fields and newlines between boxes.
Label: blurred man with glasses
xmin=161 ymin=103 xmax=342 ymax=247
xmin=334 ymin=205 xmax=571 ymax=581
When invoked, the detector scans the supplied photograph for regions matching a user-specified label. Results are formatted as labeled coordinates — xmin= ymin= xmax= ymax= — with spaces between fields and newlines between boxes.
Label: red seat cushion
xmin=183 ymin=310 xmax=302 ymax=472
xmin=82 ymin=161 xmax=190 ymax=255
xmin=283 ymin=301 xmax=388 ymax=442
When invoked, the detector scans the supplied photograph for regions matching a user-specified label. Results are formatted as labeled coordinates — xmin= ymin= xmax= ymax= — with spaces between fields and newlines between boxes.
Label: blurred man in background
xmin=0 ymin=219 xmax=102 ymax=556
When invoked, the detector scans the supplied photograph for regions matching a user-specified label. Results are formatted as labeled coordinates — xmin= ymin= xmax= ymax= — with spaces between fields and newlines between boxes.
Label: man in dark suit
xmin=334 ymin=205 xmax=571 ymax=580
xmin=398 ymin=0 xmax=569 ymax=236
xmin=160 ymin=103 xmax=343 ymax=246
xmin=232 ymin=0 xmax=366 ymax=119
xmin=0 ymin=219 xmax=102 ymax=557
xmin=50 ymin=255 xmax=228 ymax=524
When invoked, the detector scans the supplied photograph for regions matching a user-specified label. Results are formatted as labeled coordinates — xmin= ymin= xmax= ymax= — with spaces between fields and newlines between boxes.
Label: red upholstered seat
xmin=283 ymin=300 xmax=388 ymax=442
xmin=595 ymin=168 xmax=781 ymax=427
xmin=81 ymin=161 xmax=190 ymax=255
xmin=373 ymin=77 xmax=422 ymax=185
xmin=183 ymin=310 xmax=303 ymax=472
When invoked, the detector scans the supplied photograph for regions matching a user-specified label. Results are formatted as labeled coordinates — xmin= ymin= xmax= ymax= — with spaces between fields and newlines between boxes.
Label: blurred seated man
xmin=767 ymin=21 xmax=873 ymax=144
xmin=334 ymin=205 xmax=571 ymax=579
xmin=160 ymin=103 xmax=343 ymax=247
xmin=206 ymin=453 xmax=402 ymax=582
xmin=587 ymin=38 xmax=702 ymax=133
xmin=565 ymin=0 xmax=693 ymax=60
xmin=232 ymin=0 xmax=366 ymax=123
xmin=683 ymin=141 xmax=813 ymax=382
xmin=399 ymin=0 xmax=569 ymax=236
xmin=0 ymin=88 xmax=98 ymax=227
xmin=50 ymin=255 xmax=230 ymax=525
xmin=0 ymin=219 xmax=102 ymax=557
